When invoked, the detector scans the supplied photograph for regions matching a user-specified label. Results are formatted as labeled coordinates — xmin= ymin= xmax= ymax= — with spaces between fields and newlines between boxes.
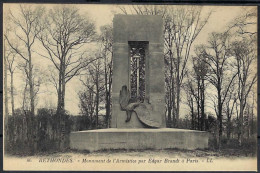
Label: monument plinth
xmin=70 ymin=128 xmax=209 ymax=152
xmin=70 ymin=15 xmax=209 ymax=152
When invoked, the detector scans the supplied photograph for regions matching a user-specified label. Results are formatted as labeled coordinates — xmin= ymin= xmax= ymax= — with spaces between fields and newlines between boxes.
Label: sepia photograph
xmin=2 ymin=3 xmax=257 ymax=171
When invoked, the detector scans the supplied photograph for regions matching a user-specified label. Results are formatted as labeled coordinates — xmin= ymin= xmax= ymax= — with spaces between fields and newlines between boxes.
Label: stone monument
xmin=111 ymin=15 xmax=166 ymax=128
xmin=70 ymin=15 xmax=209 ymax=152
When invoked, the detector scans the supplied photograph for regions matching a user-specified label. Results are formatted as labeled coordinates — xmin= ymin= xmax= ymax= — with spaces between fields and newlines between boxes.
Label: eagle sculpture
xmin=119 ymin=85 xmax=160 ymax=128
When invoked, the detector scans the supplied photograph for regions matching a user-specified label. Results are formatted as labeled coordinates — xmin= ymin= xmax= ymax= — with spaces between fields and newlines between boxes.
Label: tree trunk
xmin=60 ymin=62 xmax=66 ymax=150
xmin=175 ymin=51 xmax=180 ymax=127
xmin=28 ymin=48 xmax=36 ymax=153
xmin=191 ymin=98 xmax=194 ymax=130
xmin=167 ymin=90 xmax=172 ymax=127
xmin=56 ymin=60 xmax=63 ymax=114
xmin=4 ymin=39 xmax=9 ymax=117
xmin=107 ymin=65 xmax=113 ymax=128
xmin=197 ymin=79 xmax=200 ymax=130
xmin=90 ymin=92 xmax=93 ymax=129
xmin=28 ymin=51 xmax=34 ymax=116
xmin=172 ymin=77 xmax=176 ymax=127
xmin=61 ymin=63 xmax=66 ymax=111
xmin=176 ymin=80 xmax=180 ymax=127
xmin=238 ymin=88 xmax=245 ymax=146
xmin=250 ymin=93 xmax=254 ymax=136
xmin=95 ymin=72 xmax=99 ymax=129
xmin=105 ymin=91 xmax=110 ymax=127
xmin=169 ymin=56 xmax=174 ymax=127
xmin=4 ymin=39 xmax=9 ymax=150
xmin=10 ymin=72 xmax=15 ymax=115
xmin=105 ymin=65 xmax=112 ymax=128
xmin=56 ymin=59 xmax=67 ymax=149
xmin=95 ymin=95 xmax=99 ymax=129
xmin=218 ymin=97 xmax=223 ymax=149
xmin=216 ymin=80 xmax=222 ymax=149
xmin=201 ymin=79 xmax=205 ymax=131
xmin=238 ymin=99 xmax=244 ymax=145
xmin=227 ymin=116 xmax=231 ymax=140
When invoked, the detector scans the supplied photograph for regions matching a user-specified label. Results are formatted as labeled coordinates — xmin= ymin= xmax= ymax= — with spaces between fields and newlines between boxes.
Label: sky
xmin=3 ymin=4 xmax=257 ymax=117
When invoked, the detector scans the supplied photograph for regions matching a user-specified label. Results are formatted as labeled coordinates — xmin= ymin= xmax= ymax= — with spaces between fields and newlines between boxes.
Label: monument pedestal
xmin=69 ymin=128 xmax=209 ymax=152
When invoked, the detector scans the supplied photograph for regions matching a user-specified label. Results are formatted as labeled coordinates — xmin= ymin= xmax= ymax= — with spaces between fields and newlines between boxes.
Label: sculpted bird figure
xmin=119 ymin=85 xmax=160 ymax=127
xmin=119 ymin=85 xmax=140 ymax=122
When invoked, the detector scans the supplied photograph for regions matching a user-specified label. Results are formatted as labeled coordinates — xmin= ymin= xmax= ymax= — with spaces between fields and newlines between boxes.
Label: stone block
xmin=70 ymin=128 xmax=209 ymax=152
xmin=113 ymin=15 xmax=164 ymax=43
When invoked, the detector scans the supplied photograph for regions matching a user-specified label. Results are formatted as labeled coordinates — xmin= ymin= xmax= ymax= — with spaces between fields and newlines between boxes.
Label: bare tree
xmin=79 ymin=57 xmax=106 ymax=129
xmin=91 ymin=58 xmax=105 ymax=128
xmin=191 ymin=55 xmax=209 ymax=131
xmin=99 ymin=25 xmax=113 ymax=127
xmin=231 ymin=38 xmax=257 ymax=145
xmin=78 ymin=25 xmax=112 ymax=129
xmin=225 ymin=7 xmax=257 ymax=145
xmin=196 ymin=32 xmax=238 ymax=148
xmin=223 ymin=82 xmax=237 ymax=141
xmin=37 ymin=6 xmax=96 ymax=115
xmin=118 ymin=5 xmax=167 ymax=17
xmin=249 ymin=90 xmax=256 ymax=137
xmin=164 ymin=6 xmax=211 ymax=126
xmin=3 ymin=38 xmax=10 ymax=150
xmin=4 ymin=39 xmax=9 ymax=117
xmin=228 ymin=7 xmax=257 ymax=39
xmin=4 ymin=10 xmax=12 ymax=119
xmin=78 ymin=78 xmax=96 ymax=129
xmin=36 ymin=5 xmax=96 ymax=149
xmin=5 ymin=49 xmax=17 ymax=115
xmin=184 ymin=54 xmax=208 ymax=131
xmin=4 ymin=5 xmax=44 ymax=153
xmin=183 ymin=77 xmax=196 ymax=130
xmin=4 ymin=5 xmax=44 ymax=117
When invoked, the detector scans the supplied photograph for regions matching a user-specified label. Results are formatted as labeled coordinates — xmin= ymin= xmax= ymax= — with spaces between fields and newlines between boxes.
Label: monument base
xmin=69 ymin=128 xmax=209 ymax=152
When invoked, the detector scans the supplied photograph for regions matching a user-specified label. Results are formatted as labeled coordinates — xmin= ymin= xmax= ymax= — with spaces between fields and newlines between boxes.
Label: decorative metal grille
xmin=129 ymin=44 xmax=146 ymax=102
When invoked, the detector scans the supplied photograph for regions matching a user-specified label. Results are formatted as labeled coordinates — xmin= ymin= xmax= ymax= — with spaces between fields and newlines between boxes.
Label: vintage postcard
xmin=2 ymin=3 xmax=257 ymax=171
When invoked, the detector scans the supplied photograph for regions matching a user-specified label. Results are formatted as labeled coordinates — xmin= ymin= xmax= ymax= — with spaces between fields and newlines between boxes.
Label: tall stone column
xmin=111 ymin=15 xmax=165 ymax=128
